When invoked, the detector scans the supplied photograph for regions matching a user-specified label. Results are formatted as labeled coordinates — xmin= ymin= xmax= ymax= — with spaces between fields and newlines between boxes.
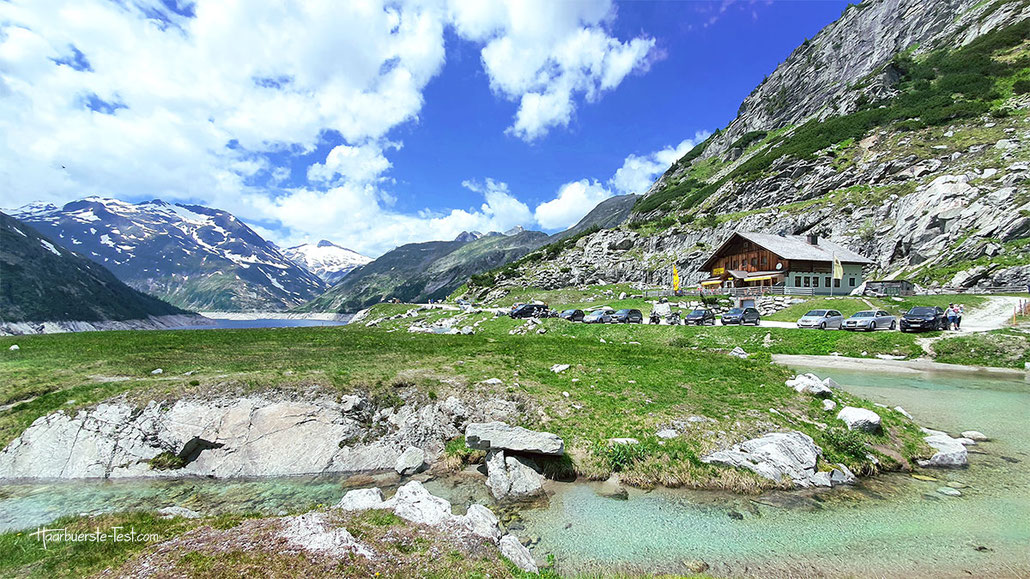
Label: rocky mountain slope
xmin=12 ymin=197 xmax=326 ymax=311
xmin=298 ymin=229 xmax=550 ymax=313
xmin=0 ymin=212 xmax=190 ymax=326
xmin=464 ymin=3 xmax=1030 ymax=297
xmin=283 ymin=240 xmax=372 ymax=284
xmin=299 ymin=193 xmax=639 ymax=313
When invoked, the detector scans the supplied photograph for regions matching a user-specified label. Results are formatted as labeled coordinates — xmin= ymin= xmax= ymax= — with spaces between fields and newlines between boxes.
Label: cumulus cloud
xmin=533 ymin=179 xmax=613 ymax=230
xmin=609 ymin=131 xmax=711 ymax=195
xmin=0 ymin=0 xmax=661 ymax=256
xmin=449 ymin=0 xmax=656 ymax=141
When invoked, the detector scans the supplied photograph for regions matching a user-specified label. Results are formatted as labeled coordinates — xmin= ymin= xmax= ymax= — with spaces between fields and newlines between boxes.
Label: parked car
xmin=721 ymin=307 xmax=761 ymax=326
xmin=583 ymin=309 xmax=612 ymax=324
xmin=843 ymin=310 xmax=896 ymax=331
xmin=900 ymin=306 xmax=947 ymax=332
xmin=684 ymin=308 xmax=717 ymax=326
xmin=796 ymin=309 xmax=844 ymax=330
xmin=612 ymin=309 xmax=644 ymax=324
xmin=559 ymin=309 xmax=585 ymax=322
xmin=510 ymin=303 xmax=549 ymax=319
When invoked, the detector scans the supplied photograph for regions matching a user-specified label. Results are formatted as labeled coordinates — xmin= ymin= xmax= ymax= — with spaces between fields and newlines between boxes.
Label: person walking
xmin=946 ymin=303 xmax=958 ymax=331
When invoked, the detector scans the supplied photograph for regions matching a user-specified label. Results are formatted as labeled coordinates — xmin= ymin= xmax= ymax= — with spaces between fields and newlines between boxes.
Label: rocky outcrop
xmin=337 ymin=481 xmax=538 ymax=573
xmin=395 ymin=446 xmax=426 ymax=476
xmin=786 ymin=374 xmax=833 ymax=398
xmin=701 ymin=431 xmax=854 ymax=488
xmin=0 ymin=314 xmax=214 ymax=336
xmin=0 ymin=394 xmax=520 ymax=480
xmin=465 ymin=422 xmax=564 ymax=456
xmin=836 ymin=407 xmax=883 ymax=433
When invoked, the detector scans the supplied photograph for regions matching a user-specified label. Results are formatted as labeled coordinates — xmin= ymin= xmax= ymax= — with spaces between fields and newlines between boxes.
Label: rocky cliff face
xmin=687 ymin=0 xmax=1030 ymax=168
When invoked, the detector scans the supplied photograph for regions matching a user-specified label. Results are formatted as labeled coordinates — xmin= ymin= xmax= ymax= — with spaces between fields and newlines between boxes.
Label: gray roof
xmin=702 ymin=231 xmax=872 ymax=270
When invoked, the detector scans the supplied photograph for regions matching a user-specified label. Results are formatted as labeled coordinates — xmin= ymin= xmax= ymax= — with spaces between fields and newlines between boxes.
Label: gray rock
xmin=729 ymin=346 xmax=749 ymax=359
xmin=485 ymin=449 xmax=545 ymax=501
xmin=157 ymin=506 xmax=201 ymax=519
xmin=829 ymin=464 xmax=857 ymax=485
xmin=810 ymin=471 xmax=832 ymax=487
xmin=836 ymin=407 xmax=882 ymax=433
xmin=8 ymin=344 xmax=18 ymax=351
xmin=894 ymin=406 xmax=913 ymax=419
xmin=395 ymin=446 xmax=426 ymax=476
xmin=656 ymin=428 xmax=678 ymax=439
xmin=786 ymin=374 xmax=832 ymax=398
xmin=337 ymin=487 xmax=386 ymax=511
xmin=702 ymin=431 xmax=824 ymax=488
xmin=822 ymin=399 xmax=837 ymax=412
xmin=462 ymin=504 xmax=501 ymax=542
xmin=608 ymin=437 xmax=639 ymax=445
xmin=919 ymin=433 xmax=968 ymax=467
xmin=465 ymin=422 xmax=564 ymax=455
xmin=936 ymin=486 xmax=962 ymax=497
xmin=499 ymin=534 xmax=538 ymax=573
xmin=383 ymin=481 xmax=453 ymax=526
xmin=961 ymin=430 xmax=988 ymax=441
xmin=550 ymin=364 xmax=570 ymax=373
xmin=150 ymin=368 xmax=163 ymax=375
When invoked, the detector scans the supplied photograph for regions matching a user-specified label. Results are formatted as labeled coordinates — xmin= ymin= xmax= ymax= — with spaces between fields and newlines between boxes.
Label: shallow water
xmin=1 ymin=368 xmax=1027 ymax=577
xmin=183 ymin=317 xmax=351 ymax=330
xmin=518 ymin=367 xmax=1030 ymax=577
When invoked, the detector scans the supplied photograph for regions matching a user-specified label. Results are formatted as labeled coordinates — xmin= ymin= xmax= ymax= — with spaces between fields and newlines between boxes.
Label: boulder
xmin=462 ymin=504 xmax=501 ymax=542
xmin=936 ymin=486 xmax=962 ymax=497
xmin=822 ymin=399 xmax=837 ymax=412
xmin=961 ymin=430 xmax=988 ymax=441
xmin=484 ymin=449 xmax=545 ymax=501
xmin=337 ymin=487 xmax=386 ymax=511
xmin=829 ymin=464 xmax=857 ymax=485
xmin=499 ymin=534 xmax=538 ymax=573
xmin=465 ymin=422 xmax=564 ymax=456
xmin=394 ymin=446 xmax=426 ymax=476
xmin=8 ymin=345 xmax=18 ymax=351
xmin=786 ymin=374 xmax=832 ymax=398
xmin=919 ymin=433 xmax=968 ymax=467
xmin=550 ymin=364 xmax=570 ymax=374
xmin=656 ymin=428 xmax=678 ymax=439
xmin=150 ymin=368 xmax=163 ymax=375
xmin=383 ymin=481 xmax=453 ymax=526
xmin=836 ymin=407 xmax=882 ymax=433
xmin=701 ymin=431 xmax=824 ymax=488
xmin=729 ymin=346 xmax=749 ymax=359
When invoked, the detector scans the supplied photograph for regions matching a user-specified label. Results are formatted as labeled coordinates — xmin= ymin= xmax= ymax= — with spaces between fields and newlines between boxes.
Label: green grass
xmin=931 ymin=329 xmax=1030 ymax=369
xmin=0 ymin=302 xmax=934 ymax=489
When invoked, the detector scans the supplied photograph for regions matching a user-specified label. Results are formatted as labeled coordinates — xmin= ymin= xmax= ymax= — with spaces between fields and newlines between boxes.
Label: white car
xmin=797 ymin=309 xmax=844 ymax=330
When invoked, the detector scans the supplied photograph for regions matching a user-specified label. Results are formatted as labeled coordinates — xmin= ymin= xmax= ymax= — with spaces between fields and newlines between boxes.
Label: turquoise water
xmin=179 ymin=317 xmax=351 ymax=330
xmin=519 ymin=367 xmax=1030 ymax=576
xmin=1 ymin=368 xmax=1027 ymax=576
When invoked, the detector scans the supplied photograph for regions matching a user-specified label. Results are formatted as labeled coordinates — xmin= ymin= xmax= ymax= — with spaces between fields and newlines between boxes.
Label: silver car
xmin=796 ymin=309 xmax=844 ymax=330
xmin=843 ymin=310 xmax=896 ymax=331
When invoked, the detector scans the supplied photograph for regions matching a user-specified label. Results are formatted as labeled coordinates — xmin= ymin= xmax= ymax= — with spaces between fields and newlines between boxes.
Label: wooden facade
xmin=706 ymin=236 xmax=787 ymax=274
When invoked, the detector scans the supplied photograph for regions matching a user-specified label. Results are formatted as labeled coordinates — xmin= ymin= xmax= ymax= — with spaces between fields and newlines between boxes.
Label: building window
xmin=825 ymin=277 xmax=831 ymax=287
xmin=834 ymin=279 xmax=841 ymax=288
xmin=804 ymin=277 xmax=811 ymax=287
xmin=849 ymin=277 xmax=856 ymax=287
xmin=795 ymin=276 xmax=801 ymax=286
xmin=813 ymin=277 xmax=819 ymax=288
xmin=761 ymin=255 xmax=768 ymax=266
xmin=751 ymin=257 xmax=758 ymax=267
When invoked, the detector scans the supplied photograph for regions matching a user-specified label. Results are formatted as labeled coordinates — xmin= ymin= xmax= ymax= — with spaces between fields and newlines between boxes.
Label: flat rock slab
xmin=702 ymin=431 xmax=823 ymax=488
xmin=836 ymin=406 xmax=882 ymax=433
xmin=465 ymin=422 xmax=564 ymax=455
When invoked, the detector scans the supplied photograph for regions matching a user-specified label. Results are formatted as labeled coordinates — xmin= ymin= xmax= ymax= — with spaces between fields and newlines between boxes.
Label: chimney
xmin=806 ymin=234 xmax=819 ymax=245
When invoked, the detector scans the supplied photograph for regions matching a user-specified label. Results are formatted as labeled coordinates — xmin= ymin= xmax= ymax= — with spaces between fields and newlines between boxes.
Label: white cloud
xmin=533 ymin=179 xmax=613 ymax=230
xmin=609 ymin=131 xmax=711 ymax=195
xmin=259 ymin=179 xmax=532 ymax=256
xmin=0 ymin=0 xmax=661 ymax=257
xmin=450 ymin=0 xmax=656 ymax=141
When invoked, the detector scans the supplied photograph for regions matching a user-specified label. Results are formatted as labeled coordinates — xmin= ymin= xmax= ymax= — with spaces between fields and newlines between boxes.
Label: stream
xmin=0 ymin=366 xmax=1026 ymax=577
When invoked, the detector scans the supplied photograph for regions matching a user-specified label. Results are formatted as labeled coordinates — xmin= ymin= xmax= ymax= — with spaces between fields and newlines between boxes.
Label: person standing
xmin=946 ymin=303 xmax=958 ymax=331
xmin=955 ymin=303 xmax=964 ymax=330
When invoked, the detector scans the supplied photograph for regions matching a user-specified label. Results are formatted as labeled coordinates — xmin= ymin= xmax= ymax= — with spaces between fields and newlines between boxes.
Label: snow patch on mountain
xmin=283 ymin=240 xmax=372 ymax=285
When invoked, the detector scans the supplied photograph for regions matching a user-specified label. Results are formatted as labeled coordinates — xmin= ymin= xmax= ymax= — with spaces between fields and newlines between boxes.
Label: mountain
xmin=454 ymin=231 xmax=487 ymax=243
xmin=296 ymin=229 xmax=549 ymax=313
xmin=0 ymin=212 xmax=188 ymax=325
xmin=12 ymin=197 xmax=326 ymax=311
xmin=463 ymin=0 xmax=1030 ymax=295
xmin=554 ymin=194 xmax=638 ymax=241
xmin=282 ymin=240 xmax=372 ymax=285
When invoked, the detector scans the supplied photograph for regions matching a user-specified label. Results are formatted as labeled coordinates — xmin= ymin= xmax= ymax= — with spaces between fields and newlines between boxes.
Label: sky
xmin=0 ymin=0 xmax=850 ymax=257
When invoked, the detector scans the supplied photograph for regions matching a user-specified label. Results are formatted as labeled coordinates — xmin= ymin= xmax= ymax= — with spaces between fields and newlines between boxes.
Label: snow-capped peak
xmin=283 ymin=240 xmax=372 ymax=284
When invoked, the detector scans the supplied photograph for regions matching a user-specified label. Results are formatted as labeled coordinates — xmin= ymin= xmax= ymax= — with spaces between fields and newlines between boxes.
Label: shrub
xmin=149 ymin=451 xmax=186 ymax=470
xmin=822 ymin=427 xmax=868 ymax=460
xmin=1014 ymin=79 xmax=1030 ymax=94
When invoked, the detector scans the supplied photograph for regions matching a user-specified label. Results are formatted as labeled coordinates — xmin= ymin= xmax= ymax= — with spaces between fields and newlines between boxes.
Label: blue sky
xmin=1 ymin=0 xmax=849 ymax=256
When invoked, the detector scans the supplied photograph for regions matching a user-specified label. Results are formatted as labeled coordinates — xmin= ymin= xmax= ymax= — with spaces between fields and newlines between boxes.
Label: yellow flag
xmin=832 ymin=254 xmax=843 ymax=279
xmin=672 ymin=264 xmax=680 ymax=291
